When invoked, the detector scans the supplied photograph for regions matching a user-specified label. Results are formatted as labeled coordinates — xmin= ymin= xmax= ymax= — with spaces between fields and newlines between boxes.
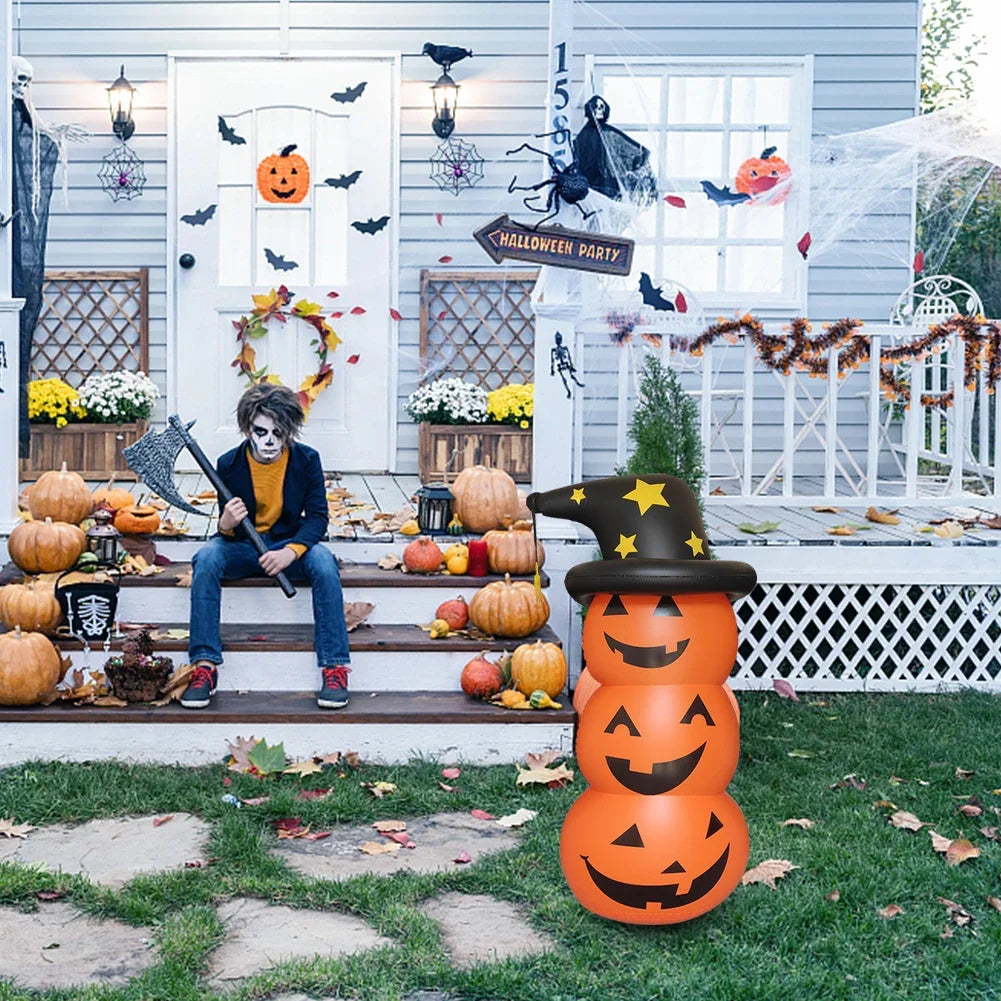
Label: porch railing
xmin=607 ymin=324 xmax=1000 ymax=505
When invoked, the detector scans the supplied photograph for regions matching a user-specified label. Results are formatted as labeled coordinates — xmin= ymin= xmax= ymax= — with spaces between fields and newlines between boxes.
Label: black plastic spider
xmin=506 ymin=140 xmax=595 ymax=229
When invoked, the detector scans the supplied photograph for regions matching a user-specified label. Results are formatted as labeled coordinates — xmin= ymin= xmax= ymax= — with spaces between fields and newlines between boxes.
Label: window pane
xmin=727 ymin=202 xmax=785 ymax=240
xmin=728 ymin=131 xmax=791 ymax=176
xmin=663 ymin=244 xmax=719 ymax=294
xmin=600 ymin=75 xmax=662 ymax=124
xmin=666 ymin=131 xmax=723 ymax=179
xmin=731 ymin=76 xmax=791 ymax=125
xmin=664 ymin=191 xmax=719 ymax=240
xmin=255 ymin=207 xmax=310 ymax=285
xmin=667 ymin=76 xmax=724 ymax=124
xmin=724 ymin=246 xmax=785 ymax=295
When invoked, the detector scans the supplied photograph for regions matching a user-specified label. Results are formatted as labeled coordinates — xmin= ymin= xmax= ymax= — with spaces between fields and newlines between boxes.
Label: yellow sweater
xmin=223 ymin=448 xmax=306 ymax=558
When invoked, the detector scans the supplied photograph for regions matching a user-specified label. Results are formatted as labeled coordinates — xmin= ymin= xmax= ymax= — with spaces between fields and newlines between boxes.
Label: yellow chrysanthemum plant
xmin=487 ymin=382 xmax=534 ymax=429
xmin=27 ymin=378 xmax=87 ymax=428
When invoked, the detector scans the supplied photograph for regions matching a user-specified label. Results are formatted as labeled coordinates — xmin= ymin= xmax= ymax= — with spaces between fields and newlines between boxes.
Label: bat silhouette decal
xmin=325 ymin=170 xmax=363 ymax=189
xmin=264 ymin=248 xmax=299 ymax=272
xmin=351 ymin=215 xmax=390 ymax=235
xmin=217 ymin=116 xmax=246 ymax=145
xmin=700 ymin=181 xmax=752 ymax=206
xmin=638 ymin=273 xmax=677 ymax=313
xmin=180 ymin=204 xmax=217 ymax=226
xmin=331 ymin=82 xmax=367 ymax=103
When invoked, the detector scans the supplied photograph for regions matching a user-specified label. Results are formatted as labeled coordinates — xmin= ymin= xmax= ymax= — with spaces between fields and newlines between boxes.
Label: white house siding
xmin=21 ymin=0 xmax=919 ymax=478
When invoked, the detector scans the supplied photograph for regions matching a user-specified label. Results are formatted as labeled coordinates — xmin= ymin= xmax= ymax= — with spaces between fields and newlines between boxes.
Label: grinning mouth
xmin=604 ymin=634 xmax=690 ymax=669
xmin=748 ymin=175 xmax=779 ymax=194
xmin=581 ymin=845 xmax=730 ymax=910
xmin=271 ymin=188 xmax=297 ymax=199
xmin=605 ymin=742 xmax=706 ymax=795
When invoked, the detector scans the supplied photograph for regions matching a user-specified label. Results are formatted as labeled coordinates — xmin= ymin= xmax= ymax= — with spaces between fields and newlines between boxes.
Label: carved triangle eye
xmin=612 ymin=823 xmax=644 ymax=847
xmin=604 ymin=706 xmax=640 ymax=736
xmin=604 ymin=594 xmax=628 ymax=615
xmin=653 ymin=595 xmax=681 ymax=617
xmin=706 ymin=812 xmax=723 ymax=838
xmin=662 ymin=860 xmax=686 ymax=874
xmin=680 ymin=695 xmax=715 ymax=726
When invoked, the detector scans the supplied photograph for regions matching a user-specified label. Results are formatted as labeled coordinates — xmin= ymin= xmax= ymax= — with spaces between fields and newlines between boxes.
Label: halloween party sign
xmin=527 ymin=475 xmax=756 ymax=925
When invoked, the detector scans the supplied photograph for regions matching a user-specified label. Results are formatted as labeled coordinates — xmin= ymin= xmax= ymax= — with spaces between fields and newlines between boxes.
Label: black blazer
xmin=215 ymin=440 xmax=327 ymax=550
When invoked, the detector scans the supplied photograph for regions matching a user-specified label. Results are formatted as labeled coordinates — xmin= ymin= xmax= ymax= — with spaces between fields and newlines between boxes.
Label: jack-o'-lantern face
xmin=576 ymin=684 xmax=739 ymax=795
xmin=560 ymin=790 xmax=749 ymax=925
xmin=256 ymin=144 xmax=310 ymax=203
xmin=582 ymin=591 xmax=737 ymax=686
xmin=734 ymin=147 xmax=792 ymax=205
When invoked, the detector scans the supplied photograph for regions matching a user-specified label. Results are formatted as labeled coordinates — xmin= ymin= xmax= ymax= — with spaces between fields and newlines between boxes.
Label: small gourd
xmin=429 ymin=618 xmax=452 ymax=639
xmin=444 ymin=544 xmax=469 ymax=575
xmin=529 ymin=689 xmax=563 ymax=710
xmin=446 ymin=513 xmax=465 ymax=535
xmin=499 ymin=689 xmax=530 ymax=708
xmin=399 ymin=519 xmax=421 ymax=536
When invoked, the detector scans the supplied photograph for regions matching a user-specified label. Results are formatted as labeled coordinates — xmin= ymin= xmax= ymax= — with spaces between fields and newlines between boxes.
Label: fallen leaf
xmin=152 ymin=815 xmax=173 ymax=828
xmin=359 ymin=840 xmax=401 ymax=855
xmin=957 ymin=796 xmax=983 ymax=818
xmin=872 ymin=799 xmax=898 ymax=810
xmin=497 ymin=808 xmax=537 ymax=828
xmin=435 ymin=212 xmax=443 ymax=225
xmin=438 ymin=782 xmax=456 ymax=792
xmin=980 ymin=826 xmax=1000 ymax=841
xmin=945 ymin=839 xmax=979 ymax=866
xmin=937 ymin=896 xmax=974 ymax=926
xmin=941 ymin=925 xmax=955 ymax=939
xmin=955 ymin=767 xmax=975 ymax=780
xmin=826 ymin=525 xmax=857 ymax=536
xmin=350 ymin=306 xmax=366 ymax=316
xmin=175 ymin=571 xmax=193 ymax=587
xmin=738 ymin=521 xmax=780 ymax=534
xmin=879 ymin=904 xmax=904 ymax=919
xmin=524 ymin=750 xmax=560 ymax=769
xmin=283 ymin=760 xmax=324 ymax=777
xmin=271 ymin=817 xmax=303 ymax=834
xmin=344 ymin=601 xmax=375 ymax=632
xmin=377 ymin=553 xmax=403 ymax=570
xmin=327 ymin=291 xmax=340 ymax=298
xmin=0 ymin=819 xmax=37 ymax=839
xmin=812 ymin=505 xmax=842 ymax=513
xmin=389 ymin=307 xmax=403 ymax=322
xmin=437 ymin=310 xmax=448 ymax=321
xmin=979 ymin=514 xmax=1001 ymax=529
xmin=889 ymin=810 xmax=926 ymax=831
xmin=441 ymin=767 xmax=461 ymax=780
xmin=222 ymin=776 xmax=233 ymax=787
xmin=240 ymin=796 xmax=270 ymax=807
xmin=301 ymin=830 xmax=331 ymax=841
xmin=35 ymin=890 xmax=64 ymax=900
xmin=986 ymin=896 xmax=1001 ymax=913
xmin=831 ymin=774 xmax=867 ymax=791
xmin=888 ymin=775 xmax=906 ymax=785
xmin=296 ymin=788 xmax=332 ymax=801
xmin=664 ymin=194 xmax=686 ymax=208
xmin=347 ymin=353 xmax=360 ymax=364
xmin=372 ymin=819 xmax=407 ymax=833
xmin=470 ymin=809 xmax=496 ymax=820
xmin=183 ymin=858 xmax=218 ymax=869
xmin=929 ymin=829 xmax=953 ymax=853
xmin=781 ymin=818 xmax=815 ymax=829
xmin=825 ymin=890 xmax=840 ymax=902
xmin=787 ymin=750 xmax=814 ymax=759
xmin=384 ymin=831 xmax=416 ymax=848
xmin=438 ymin=255 xmax=453 ymax=264
xmin=913 ymin=249 xmax=924 ymax=273
xmin=516 ymin=763 xmax=575 ymax=787
xmin=934 ymin=521 xmax=964 ymax=539
xmin=453 ymin=851 xmax=472 ymax=864
xmin=796 ymin=231 xmax=811 ymax=260
xmin=362 ymin=781 xmax=397 ymax=798
xmin=772 ymin=678 xmax=799 ymax=702
xmin=741 ymin=859 xmax=799 ymax=890
xmin=865 ymin=506 xmax=900 ymax=525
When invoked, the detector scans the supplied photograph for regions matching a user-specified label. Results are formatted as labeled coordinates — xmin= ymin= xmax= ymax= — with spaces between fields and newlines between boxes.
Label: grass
xmin=0 ymin=691 xmax=999 ymax=1001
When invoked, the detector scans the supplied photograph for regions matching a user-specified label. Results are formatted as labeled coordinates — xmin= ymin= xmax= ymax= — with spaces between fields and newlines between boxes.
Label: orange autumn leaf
xmin=945 ymin=838 xmax=979 ymax=866
xmin=865 ymin=506 xmax=900 ymax=525
xmin=741 ymin=859 xmax=799 ymax=890
xmin=879 ymin=904 xmax=904 ymax=919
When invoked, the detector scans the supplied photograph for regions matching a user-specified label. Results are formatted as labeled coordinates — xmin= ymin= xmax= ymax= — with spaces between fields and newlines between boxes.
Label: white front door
xmin=169 ymin=54 xmax=398 ymax=469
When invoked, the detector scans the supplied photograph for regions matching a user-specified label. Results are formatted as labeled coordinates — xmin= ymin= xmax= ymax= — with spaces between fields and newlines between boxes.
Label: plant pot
xmin=20 ymin=421 xmax=149 ymax=481
xmin=418 ymin=423 xmax=532 ymax=483
xmin=104 ymin=655 xmax=174 ymax=703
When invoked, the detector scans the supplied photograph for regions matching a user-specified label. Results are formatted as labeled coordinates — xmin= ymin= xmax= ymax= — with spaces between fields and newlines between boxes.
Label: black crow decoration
xmin=422 ymin=43 xmax=473 ymax=73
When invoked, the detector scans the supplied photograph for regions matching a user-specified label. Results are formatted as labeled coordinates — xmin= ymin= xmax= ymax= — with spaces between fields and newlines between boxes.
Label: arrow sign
xmin=473 ymin=214 xmax=634 ymax=276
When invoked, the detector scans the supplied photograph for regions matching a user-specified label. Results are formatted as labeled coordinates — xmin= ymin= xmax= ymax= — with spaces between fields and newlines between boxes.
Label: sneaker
xmin=317 ymin=665 xmax=350 ymax=709
xmin=180 ymin=664 xmax=218 ymax=709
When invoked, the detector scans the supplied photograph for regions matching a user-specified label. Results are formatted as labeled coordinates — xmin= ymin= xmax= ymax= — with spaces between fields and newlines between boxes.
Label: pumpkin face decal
xmin=257 ymin=144 xmax=310 ymax=203
xmin=734 ymin=146 xmax=792 ymax=205
xmin=582 ymin=591 xmax=737 ymax=686
xmin=560 ymin=790 xmax=749 ymax=925
xmin=577 ymin=684 xmax=739 ymax=795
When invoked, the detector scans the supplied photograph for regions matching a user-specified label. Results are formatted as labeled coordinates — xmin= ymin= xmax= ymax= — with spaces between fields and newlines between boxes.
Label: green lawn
xmin=1 ymin=691 xmax=1000 ymax=1001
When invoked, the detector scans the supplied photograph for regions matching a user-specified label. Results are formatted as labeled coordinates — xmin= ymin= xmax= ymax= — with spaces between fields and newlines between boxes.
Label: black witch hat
xmin=527 ymin=475 xmax=755 ymax=604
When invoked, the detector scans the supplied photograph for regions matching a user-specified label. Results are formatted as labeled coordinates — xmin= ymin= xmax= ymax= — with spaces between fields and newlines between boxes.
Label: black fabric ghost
xmin=572 ymin=95 xmax=657 ymax=207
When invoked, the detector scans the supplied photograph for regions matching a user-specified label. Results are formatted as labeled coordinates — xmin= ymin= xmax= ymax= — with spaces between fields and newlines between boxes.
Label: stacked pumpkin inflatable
xmin=527 ymin=475 xmax=756 ymax=925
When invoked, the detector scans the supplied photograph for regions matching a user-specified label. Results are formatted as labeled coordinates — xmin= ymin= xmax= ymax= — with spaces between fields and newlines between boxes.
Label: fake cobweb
xmin=98 ymin=143 xmax=147 ymax=202
xmin=429 ymin=138 xmax=485 ymax=196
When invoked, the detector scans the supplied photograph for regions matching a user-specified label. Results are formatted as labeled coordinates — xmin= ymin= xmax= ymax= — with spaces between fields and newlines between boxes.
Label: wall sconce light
xmin=107 ymin=64 xmax=136 ymax=141
xmin=423 ymin=43 xmax=472 ymax=140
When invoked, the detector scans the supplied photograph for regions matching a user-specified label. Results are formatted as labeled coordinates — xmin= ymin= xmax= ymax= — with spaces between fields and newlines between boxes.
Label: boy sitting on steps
xmin=181 ymin=383 xmax=351 ymax=710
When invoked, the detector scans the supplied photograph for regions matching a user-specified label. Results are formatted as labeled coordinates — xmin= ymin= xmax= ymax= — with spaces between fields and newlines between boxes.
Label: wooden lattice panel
xmin=419 ymin=270 xmax=538 ymax=389
xmin=32 ymin=270 xmax=149 ymax=386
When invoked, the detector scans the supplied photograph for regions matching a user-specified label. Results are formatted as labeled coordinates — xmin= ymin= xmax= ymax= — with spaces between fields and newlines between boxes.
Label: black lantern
xmin=416 ymin=483 xmax=454 ymax=534
xmin=86 ymin=508 xmax=122 ymax=566
xmin=107 ymin=64 xmax=136 ymax=141
xmin=431 ymin=72 xmax=459 ymax=139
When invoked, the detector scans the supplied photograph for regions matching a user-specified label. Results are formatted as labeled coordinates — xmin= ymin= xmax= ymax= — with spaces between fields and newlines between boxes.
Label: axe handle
xmin=174 ymin=420 xmax=297 ymax=599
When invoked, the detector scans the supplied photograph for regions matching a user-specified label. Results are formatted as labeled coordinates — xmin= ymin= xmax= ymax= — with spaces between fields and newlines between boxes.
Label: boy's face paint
xmin=248 ymin=415 xmax=284 ymax=463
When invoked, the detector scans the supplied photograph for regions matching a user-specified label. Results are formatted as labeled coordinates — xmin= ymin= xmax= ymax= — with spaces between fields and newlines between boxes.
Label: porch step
xmin=57 ymin=622 xmax=563 ymax=692
xmin=0 ymin=691 xmax=575 ymax=767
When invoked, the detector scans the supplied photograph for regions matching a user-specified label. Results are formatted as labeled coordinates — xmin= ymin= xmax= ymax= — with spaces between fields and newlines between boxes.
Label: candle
xmin=467 ymin=539 xmax=488 ymax=577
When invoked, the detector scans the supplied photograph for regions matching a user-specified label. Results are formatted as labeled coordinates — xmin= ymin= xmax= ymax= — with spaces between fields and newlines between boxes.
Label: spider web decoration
xmin=429 ymin=138 xmax=484 ymax=196
xmin=98 ymin=143 xmax=147 ymax=202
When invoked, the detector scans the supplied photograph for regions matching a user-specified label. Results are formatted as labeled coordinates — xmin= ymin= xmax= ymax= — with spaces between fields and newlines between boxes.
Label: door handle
xmin=178 ymin=253 xmax=196 ymax=269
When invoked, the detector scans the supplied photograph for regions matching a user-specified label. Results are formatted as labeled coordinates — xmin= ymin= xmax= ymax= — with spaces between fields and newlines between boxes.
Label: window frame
xmin=585 ymin=54 xmax=814 ymax=316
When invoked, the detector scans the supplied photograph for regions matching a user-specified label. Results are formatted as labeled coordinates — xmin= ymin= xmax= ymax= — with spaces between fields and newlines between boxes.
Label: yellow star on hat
xmin=570 ymin=487 xmax=586 ymax=505
xmin=622 ymin=478 xmax=670 ymax=516
xmin=614 ymin=533 xmax=638 ymax=559
xmin=685 ymin=531 xmax=705 ymax=556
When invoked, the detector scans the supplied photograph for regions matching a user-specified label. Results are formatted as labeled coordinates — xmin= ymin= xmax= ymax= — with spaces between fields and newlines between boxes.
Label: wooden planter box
xmin=20 ymin=421 xmax=148 ymax=481
xmin=418 ymin=423 xmax=532 ymax=483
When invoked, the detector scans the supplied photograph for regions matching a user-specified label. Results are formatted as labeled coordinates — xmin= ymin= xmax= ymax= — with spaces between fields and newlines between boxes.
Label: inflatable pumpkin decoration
xmin=527 ymin=475 xmax=756 ymax=925
xmin=257 ymin=144 xmax=310 ymax=204
xmin=734 ymin=146 xmax=792 ymax=205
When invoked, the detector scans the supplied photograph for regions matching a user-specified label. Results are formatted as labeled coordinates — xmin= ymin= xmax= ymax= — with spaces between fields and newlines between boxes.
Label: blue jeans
xmin=188 ymin=535 xmax=351 ymax=668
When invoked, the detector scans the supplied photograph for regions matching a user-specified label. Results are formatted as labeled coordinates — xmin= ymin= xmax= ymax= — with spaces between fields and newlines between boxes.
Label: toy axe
xmin=123 ymin=414 xmax=296 ymax=598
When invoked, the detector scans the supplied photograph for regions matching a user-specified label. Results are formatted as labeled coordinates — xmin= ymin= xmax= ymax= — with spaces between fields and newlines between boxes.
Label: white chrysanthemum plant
xmin=77 ymin=370 xmax=160 ymax=424
xmin=404 ymin=377 xmax=489 ymax=425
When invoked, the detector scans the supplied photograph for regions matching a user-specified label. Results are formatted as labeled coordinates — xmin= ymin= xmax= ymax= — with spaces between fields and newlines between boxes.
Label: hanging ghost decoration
xmin=572 ymin=95 xmax=657 ymax=207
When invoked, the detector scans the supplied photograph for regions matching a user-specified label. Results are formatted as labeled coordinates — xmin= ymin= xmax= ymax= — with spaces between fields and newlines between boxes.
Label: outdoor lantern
xmin=86 ymin=508 xmax=122 ymax=566
xmin=416 ymin=482 xmax=454 ymax=534
xmin=431 ymin=72 xmax=459 ymax=139
xmin=107 ymin=64 xmax=136 ymax=141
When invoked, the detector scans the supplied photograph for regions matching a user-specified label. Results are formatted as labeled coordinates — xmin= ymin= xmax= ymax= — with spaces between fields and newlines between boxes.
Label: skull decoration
xmin=11 ymin=56 xmax=33 ymax=102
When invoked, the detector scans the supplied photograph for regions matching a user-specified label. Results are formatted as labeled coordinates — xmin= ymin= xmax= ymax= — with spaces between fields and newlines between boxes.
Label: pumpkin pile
xmin=458 ymin=640 xmax=567 ymax=710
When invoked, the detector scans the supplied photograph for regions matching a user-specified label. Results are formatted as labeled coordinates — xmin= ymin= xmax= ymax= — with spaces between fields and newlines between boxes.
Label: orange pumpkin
xmin=468 ymin=573 xmax=550 ymax=638
xmin=484 ymin=522 xmax=546 ymax=575
xmin=7 ymin=517 xmax=87 ymax=574
xmin=256 ymin=144 xmax=310 ymax=204
xmin=114 ymin=504 xmax=161 ymax=535
xmin=0 ymin=627 xmax=64 ymax=706
xmin=28 ymin=461 xmax=92 ymax=525
xmin=734 ymin=146 xmax=792 ymax=205
xmin=91 ymin=474 xmax=134 ymax=512
xmin=435 ymin=595 xmax=469 ymax=630
xmin=402 ymin=536 xmax=443 ymax=573
xmin=572 ymin=667 xmax=600 ymax=714
xmin=582 ymin=591 xmax=737 ymax=686
xmin=460 ymin=654 xmax=504 ymax=699
xmin=560 ymin=789 xmax=749 ymax=925
xmin=0 ymin=580 xmax=63 ymax=635
xmin=451 ymin=463 xmax=519 ymax=533
xmin=576 ymin=684 xmax=739 ymax=796
xmin=511 ymin=639 xmax=566 ymax=697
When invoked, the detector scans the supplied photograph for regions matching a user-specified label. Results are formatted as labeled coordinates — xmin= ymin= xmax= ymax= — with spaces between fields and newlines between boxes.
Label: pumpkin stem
xmin=60 ymin=461 xmax=68 ymax=473
xmin=280 ymin=143 xmax=298 ymax=157
xmin=761 ymin=145 xmax=777 ymax=159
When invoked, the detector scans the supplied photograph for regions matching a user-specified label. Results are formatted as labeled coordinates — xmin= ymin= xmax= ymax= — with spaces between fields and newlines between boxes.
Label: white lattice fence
xmin=734 ymin=583 xmax=1001 ymax=691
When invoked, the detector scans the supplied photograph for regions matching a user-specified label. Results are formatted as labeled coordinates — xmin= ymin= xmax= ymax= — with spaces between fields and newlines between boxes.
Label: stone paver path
xmin=0 ymin=901 xmax=156 ymax=989
xmin=274 ymin=811 xmax=518 ymax=881
xmin=420 ymin=892 xmax=557 ymax=969
xmin=209 ymin=897 xmax=391 ymax=983
xmin=0 ymin=813 xmax=211 ymax=889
